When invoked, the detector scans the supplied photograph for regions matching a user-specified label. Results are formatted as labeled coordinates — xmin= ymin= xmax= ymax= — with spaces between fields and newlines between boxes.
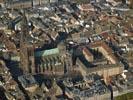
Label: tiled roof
xmin=83 ymin=47 xmax=93 ymax=57
xmin=89 ymin=41 xmax=118 ymax=64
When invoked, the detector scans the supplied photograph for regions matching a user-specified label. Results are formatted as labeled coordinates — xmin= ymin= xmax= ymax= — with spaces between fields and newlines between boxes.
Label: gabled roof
xmin=35 ymin=48 xmax=59 ymax=57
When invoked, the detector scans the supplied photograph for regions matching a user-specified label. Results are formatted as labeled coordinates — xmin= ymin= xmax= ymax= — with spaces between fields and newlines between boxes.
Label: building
xmin=0 ymin=0 xmax=3 ymax=3
xmin=89 ymin=41 xmax=118 ymax=64
xmin=78 ymin=4 xmax=95 ymax=12
xmin=0 ymin=31 xmax=16 ymax=52
xmin=18 ymin=74 xmax=38 ymax=92
xmin=32 ymin=0 xmax=49 ymax=6
xmin=82 ymin=47 xmax=94 ymax=62
xmin=20 ymin=14 xmax=35 ymax=74
xmin=6 ymin=0 xmax=58 ymax=9
xmin=20 ymin=45 xmax=35 ymax=74
xmin=65 ymin=80 xmax=111 ymax=100
xmin=77 ymin=58 xmax=124 ymax=81
xmin=6 ymin=0 xmax=33 ymax=9
xmin=0 ymin=0 xmax=4 ymax=7
xmin=50 ymin=0 xmax=58 ymax=3
xmin=0 ymin=60 xmax=25 ymax=100
xmin=35 ymin=48 xmax=65 ymax=75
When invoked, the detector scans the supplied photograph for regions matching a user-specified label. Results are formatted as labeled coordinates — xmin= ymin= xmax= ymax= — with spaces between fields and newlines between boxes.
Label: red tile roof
xmin=89 ymin=41 xmax=118 ymax=64
xmin=83 ymin=47 xmax=93 ymax=57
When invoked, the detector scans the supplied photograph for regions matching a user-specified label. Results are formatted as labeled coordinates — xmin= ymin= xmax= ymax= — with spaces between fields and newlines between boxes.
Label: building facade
xmin=35 ymin=48 xmax=65 ymax=75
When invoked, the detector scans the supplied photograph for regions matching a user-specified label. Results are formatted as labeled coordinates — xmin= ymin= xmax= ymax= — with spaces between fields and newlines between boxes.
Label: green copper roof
xmin=11 ymin=56 xmax=20 ymax=61
xmin=35 ymin=48 xmax=59 ymax=57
